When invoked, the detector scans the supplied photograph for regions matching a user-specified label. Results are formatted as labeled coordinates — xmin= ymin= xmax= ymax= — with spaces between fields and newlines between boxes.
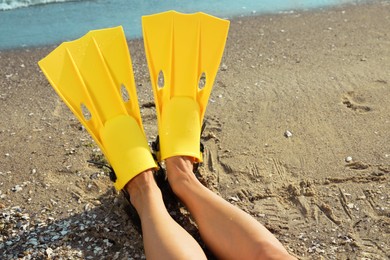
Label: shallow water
xmin=0 ymin=0 xmax=367 ymax=50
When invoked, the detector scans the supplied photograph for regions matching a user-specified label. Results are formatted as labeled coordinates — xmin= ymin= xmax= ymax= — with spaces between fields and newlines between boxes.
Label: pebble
xmin=229 ymin=196 xmax=240 ymax=202
xmin=284 ymin=130 xmax=293 ymax=138
xmin=28 ymin=238 xmax=38 ymax=246
xmin=0 ymin=202 xmax=144 ymax=259
xmin=46 ymin=248 xmax=53 ymax=257
xmin=12 ymin=185 xmax=23 ymax=192
xmin=345 ymin=156 xmax=353 ymax=162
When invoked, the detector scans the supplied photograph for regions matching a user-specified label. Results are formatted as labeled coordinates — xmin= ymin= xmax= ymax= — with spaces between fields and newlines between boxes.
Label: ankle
xmin=165 ymin=156 xmax=200 ymax=195
xmin=125 ymin=170 xmax=160 ymax=211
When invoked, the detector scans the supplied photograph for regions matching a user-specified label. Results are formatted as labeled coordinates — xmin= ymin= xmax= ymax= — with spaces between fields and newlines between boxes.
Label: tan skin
xmin=125 ymin=156 xmax=297 ymax=260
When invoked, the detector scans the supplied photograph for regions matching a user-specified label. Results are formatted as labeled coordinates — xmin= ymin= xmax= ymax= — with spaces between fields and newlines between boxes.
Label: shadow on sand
xmin=1 ymin=175 xmax=216 ymax=259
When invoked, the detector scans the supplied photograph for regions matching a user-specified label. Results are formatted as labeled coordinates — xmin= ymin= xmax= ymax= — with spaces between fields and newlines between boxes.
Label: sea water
xmin=0 ymin=0 xmax=368 ymax=50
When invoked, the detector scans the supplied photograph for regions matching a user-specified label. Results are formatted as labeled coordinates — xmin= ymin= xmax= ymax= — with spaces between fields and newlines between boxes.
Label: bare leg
xmin=166 ymin=156 xmax=296 ymax=260
xmin=125 ymin=169 xmax=206 ymax=260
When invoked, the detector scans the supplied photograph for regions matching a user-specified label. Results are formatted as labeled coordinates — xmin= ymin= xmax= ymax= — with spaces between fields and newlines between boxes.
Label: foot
xmin=165 ymin=156 xmax=202 ymax=197
xmin=124 ymin=169 xmax=161 ymax=215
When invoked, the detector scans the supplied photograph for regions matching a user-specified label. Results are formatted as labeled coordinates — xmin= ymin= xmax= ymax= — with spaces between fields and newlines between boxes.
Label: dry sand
xmin=1 ymin=1 xmax=389 ymax=259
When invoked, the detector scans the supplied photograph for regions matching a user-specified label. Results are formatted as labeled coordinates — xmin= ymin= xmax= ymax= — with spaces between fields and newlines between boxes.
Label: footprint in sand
xmin=342 ymin=91 xmax=372 ymax=113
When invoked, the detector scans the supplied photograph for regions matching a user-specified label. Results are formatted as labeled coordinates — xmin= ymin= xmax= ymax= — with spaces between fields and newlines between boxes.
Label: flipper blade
xmin=142 ymin=11 xmax=229 ymax=161
xmin=198 ymin=13 xmax=230 ymax=119
xmin=88 ymin=28 xmax=142 ymax=126
xmin=38 ymin=27 xmax=157 ymax=190
xmin=38 ymin=40 xmax=104 ymax=150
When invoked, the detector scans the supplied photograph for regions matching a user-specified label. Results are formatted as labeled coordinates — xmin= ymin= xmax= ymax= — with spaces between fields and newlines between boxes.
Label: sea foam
xmin=0 ymin=0 xmax=82 ymax=11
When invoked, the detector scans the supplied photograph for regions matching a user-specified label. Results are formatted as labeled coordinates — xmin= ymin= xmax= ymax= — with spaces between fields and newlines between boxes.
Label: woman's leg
xmin=166 ymin=156 xmax=296 ymax=260
xmin=125 ymin=169 xmax=206 ymax=260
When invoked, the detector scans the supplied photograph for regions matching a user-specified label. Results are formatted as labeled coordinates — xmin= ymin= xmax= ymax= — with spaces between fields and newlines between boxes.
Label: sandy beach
xmin=1 ymin=1 xmax=389 ymax=259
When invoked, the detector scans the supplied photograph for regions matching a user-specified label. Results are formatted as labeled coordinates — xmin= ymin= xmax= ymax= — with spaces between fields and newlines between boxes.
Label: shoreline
xmin=0 ymin=0 xmax=384 ymax=53
xmin=1 ymin=1 xmax=389 ymax=259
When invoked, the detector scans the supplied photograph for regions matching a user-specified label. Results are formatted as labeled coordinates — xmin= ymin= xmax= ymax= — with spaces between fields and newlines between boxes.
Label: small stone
xmin=84 ymin=203 xmax=92 ymax=211
xmin=94 ymin=246 xmax=102 ymax=254
xmin=92 ymin=200 xmax=101 ymax=206
xmin=28 ymin=238 xmax=38 ymax=246
xmin=12 ymin=185 xmax=23 ymax=192
xmin=345 ymin=156 xmax=353 ymax=162
xmin=284 ymin=130 xmax=293 ymax=138
xmin=229 ymin=196 xmax=240 ymax=202
xmin=46 ymin=248 xmax=53 ymax=257
xmin=104 ymin=239 xmax=113 ymax=247
xmin=220 ymin=63 xmax=228 ymax=71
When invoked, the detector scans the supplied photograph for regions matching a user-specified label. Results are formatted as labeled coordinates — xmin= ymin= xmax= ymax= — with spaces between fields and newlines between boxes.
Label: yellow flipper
xmin=38 ymin=26 xmax=157 ymax=190
xmin=142 ymin=11 xmax=230 ymax=161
